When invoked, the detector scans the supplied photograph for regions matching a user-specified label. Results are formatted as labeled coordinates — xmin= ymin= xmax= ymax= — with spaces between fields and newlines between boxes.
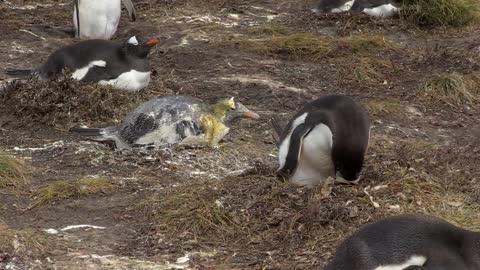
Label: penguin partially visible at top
xmin=323 ymin=214 xmax=480 ymax=270
xmin=72 ymin=96 xmax=260 ymax=149
xmin=272 ymin=95 xmax=370 ymax=186
xmin=3 ymin=35 xmax=158 ymax=92
xmin=73 ymin=0 xmax=136 ymax=39
xmin=313 ymin=0 xmax=401 ymax=18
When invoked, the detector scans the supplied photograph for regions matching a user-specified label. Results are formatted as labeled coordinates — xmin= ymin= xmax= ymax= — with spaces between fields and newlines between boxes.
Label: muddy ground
xmin=0 ymin=0 xmax=480 ymax=269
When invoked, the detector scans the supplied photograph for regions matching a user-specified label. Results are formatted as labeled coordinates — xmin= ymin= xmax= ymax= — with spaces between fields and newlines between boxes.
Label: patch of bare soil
xmin=0 ymin=0 xmax=479 ymax=269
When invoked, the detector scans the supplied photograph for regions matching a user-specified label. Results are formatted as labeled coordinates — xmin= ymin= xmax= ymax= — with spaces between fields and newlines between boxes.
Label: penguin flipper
xmin=271 ymin=116 xmax=284 ymax=147
xmin=80 ymin=65 xmax=114 ymax=83
xmin=121 ymin=0 xmax=137 ymax=21
xmin=278 ymin=123 xmax=313 ymax=175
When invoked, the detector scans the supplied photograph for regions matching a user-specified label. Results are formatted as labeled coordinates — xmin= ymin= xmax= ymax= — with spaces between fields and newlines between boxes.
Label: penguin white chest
xmin=290 ymin=124 xmax=334 ymax=186
xmin=73 ymin=0 xmax=121 ymax=39
xmin=99 ymin=70 xmax=151 ymax=92
xmin=331 ymin=0 xmax=354 ymax=13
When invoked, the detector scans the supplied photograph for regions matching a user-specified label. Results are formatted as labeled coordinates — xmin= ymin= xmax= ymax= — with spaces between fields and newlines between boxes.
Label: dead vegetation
xmin=30 ymin=177 xmax=114 ymax=208
xmin=364 ymin=100 xmax=402 ymax=116
xmin=221 ymin=33 xmax=395 ymax=62
xmin=0 ymin=223 xmax=57 ymax=258
xmin=401 ymin=0 xmax=480 ymax=27
xmin=419 ymin=72 xmax=480 ymax=107
xmin=0 ymin=152 xmax=30 ymax=190
xmin=0 ymin=78 xmax=155 ymax=130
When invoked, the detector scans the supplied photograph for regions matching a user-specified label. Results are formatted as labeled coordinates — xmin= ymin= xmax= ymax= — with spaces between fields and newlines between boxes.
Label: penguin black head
xmin=334 ymin=153 xmax=364 ymax=182
xmin=123 ymin=35 xmax=159 ymax=58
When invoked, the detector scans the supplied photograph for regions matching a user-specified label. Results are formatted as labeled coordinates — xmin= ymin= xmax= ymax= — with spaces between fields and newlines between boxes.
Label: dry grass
xmin=30 ymin=177 xmax=114 ymax=208
xmin=0 ymin=224 xmax=57 ymax=257
xmin=401 ymin=0 xmax=480 ymax=27
xmin=248 ymin=23 xmax=291 ymax=35
xmin=0 ymin=152 xmax=30 ymax=190
xmin=364 ymin=100 xmax=402 ymax=116
xmin=222 ymin=33 xmax=394 ymax=62
xmin=0 ymin=77 xmax=153 ymax=130
xmin=419 ymin=72 xmax=480 ymax=107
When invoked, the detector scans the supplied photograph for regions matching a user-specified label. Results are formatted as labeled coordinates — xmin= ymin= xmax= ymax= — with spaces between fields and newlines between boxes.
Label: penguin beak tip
xmin=242 ymin=111 xmax=260 ymax=120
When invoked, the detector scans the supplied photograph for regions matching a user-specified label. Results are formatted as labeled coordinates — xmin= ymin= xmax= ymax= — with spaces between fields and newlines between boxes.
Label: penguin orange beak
xmin=242 ymin=111 xmax=260 ymax=120
xmin=146 ymin=39 xmax=160 ymax=45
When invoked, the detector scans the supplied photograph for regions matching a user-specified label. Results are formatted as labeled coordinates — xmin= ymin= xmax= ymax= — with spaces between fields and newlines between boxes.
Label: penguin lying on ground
xmin=313 ymin=0 xmax=401 ymax=18
xmin=72 ymin=96 xmax=260 ymax=149
xmin=3 ymin=35 xmax=158 ymax=92
xmin=73 ymin=0 xmax=136 ymax=39
xmin=272 ymin=95 xmax=370 ymax=186
xmin=323 ymin=214 xmax=480 ymax=270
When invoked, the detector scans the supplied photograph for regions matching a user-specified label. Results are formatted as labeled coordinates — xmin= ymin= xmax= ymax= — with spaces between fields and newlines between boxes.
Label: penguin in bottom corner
xmin=272 ymin=95 xmax=370 ymax=186
xmin=323 ymin=214 xmax=480 ymax=270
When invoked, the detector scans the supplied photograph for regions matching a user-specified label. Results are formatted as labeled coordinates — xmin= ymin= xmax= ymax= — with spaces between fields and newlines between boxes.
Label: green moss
xmin=0 ymin=152 xmax=30 ymax=189
xmin=401 ymin=0 xmax=480 ymax=27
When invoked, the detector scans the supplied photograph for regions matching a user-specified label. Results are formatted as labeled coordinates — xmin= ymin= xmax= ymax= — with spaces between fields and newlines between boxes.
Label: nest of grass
xmin=1 ymin=77 xmax=152 ymax=130
xmin=0 ymin=152 xmax=30 ymax=190
xmin=418 ymin=72 xmax=480 ymax=107
xmin=401 ymin=0 xmax=480 ymax=27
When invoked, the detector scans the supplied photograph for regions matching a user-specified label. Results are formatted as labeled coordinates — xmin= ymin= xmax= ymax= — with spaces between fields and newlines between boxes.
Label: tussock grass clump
xmin=31 ymin=177 xmax=113 ymax=207
xmin=1 ymin=77 xmax=150 ymax=130
xmin=401 ymin=0 xmax=480 ymax=27
xmin=0 ymin=152 xmax=30 ymax=189
xmin=419 ymin=72 xmax=480 ymax=107
xmin=364 ymin=100 xmax=402 ymax=116
xmin=223 ymin=33 xmax=394 ymax=62
xmin=0 ymin=224 xmax=56 ymax=257
xmin=141 ymin=180 xmax=239 ymax=239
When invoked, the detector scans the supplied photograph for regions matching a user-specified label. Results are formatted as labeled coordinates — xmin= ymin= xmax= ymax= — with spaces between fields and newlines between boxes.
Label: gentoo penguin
xmin=4 ymin=35 xmax=158 ymax=92
xmin=313 ymin=0 xmax=401 ymax=18
xmin=324 ymin=214 xmax=480 ymax=270
xmin=72 ymin=96 xmax=260 ymax=149
xmin=73 ymin=0 xmax=136 ymax=39
xmin=272 ymin=95 xmax=370 ymax=186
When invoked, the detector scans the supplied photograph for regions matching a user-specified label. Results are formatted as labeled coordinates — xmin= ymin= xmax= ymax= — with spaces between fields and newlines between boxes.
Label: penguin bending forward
xmin=72 ymin=96 xmax=260 ymax=149
xmin=313 ymin=0 xmax=401 ymax=18
xmin=4 ymin=35 xmax=158 ymax=92
xmin=324 ymin=214 xmax=480 ymax=270
xmin=272 ymin=95 xmax=370 ymax=186
xmin=73 ymin=0 xmax=136 ymax=39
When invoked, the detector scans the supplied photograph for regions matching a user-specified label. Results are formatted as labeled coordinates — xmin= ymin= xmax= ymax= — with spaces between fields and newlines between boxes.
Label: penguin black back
xmin=277 ymin=95 xmax=369 ymax=183
xmin=324 ymin=215 xmax=480 ymax=270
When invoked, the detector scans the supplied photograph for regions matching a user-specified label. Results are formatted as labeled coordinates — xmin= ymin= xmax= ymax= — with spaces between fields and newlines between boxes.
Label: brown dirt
xmin=0 ymin=0 xmax=479 ymax=269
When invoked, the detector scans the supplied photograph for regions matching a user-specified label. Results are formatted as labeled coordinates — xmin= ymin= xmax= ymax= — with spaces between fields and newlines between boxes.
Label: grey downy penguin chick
xmin=3 ymin=35 xmax=158 ymax=92
xmin=272 ymin=95 xmax=370 ymax=186
xmin=313 ymin=0 xmax=401 ymax=17
xmin=73 ymin=0 xmax=136 ymax=39
xmin=71 ymin=96 xmax=260 ymax=149
xmin=323 ymin=214 xmax=480 ymax=270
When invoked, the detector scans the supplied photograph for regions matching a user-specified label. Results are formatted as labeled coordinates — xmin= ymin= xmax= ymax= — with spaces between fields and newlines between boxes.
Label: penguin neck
xmin=210 ymin=106 xmax=229 ymax=124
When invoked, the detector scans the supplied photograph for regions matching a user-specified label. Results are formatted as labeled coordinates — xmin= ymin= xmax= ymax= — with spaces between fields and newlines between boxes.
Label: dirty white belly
xmin=363 ymin=4 xmax=400 ymax=18
xmin=374 ymin=255 xmax=427 ymax=270
xmin=290 ymin=124 xmax=334 ymax=186
xmin=73 ymin=0 xmax=121 ymax=39
xmin=99 ymin=70 xmax=151 ymax=92
xmin=331 ymin=0 xmax=354 ymax=13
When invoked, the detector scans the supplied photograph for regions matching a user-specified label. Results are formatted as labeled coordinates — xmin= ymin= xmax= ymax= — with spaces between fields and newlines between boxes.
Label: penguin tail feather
xmin=3 ymin=69 xmax=34 ymax=79
xmin=70 ymin=128 xmax=105 ymax=137
xmin=70 ymin=127 xmax=130 ymax=150
xmin=271 ymin=116 xmax=283 ymax=147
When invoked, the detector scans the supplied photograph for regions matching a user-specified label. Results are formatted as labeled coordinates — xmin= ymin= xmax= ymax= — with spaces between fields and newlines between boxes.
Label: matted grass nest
xmin=401 ymin=0 xmax=480 ymax=27
xmin=0 ymin=223 xmax=59 ymax=258
xmin=0 ymin=77 xmax=152 ymax=130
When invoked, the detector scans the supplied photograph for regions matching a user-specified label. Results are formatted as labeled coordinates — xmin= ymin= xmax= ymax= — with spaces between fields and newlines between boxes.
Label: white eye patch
xmin=127 ymin=36 xmax=139 ymax=45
